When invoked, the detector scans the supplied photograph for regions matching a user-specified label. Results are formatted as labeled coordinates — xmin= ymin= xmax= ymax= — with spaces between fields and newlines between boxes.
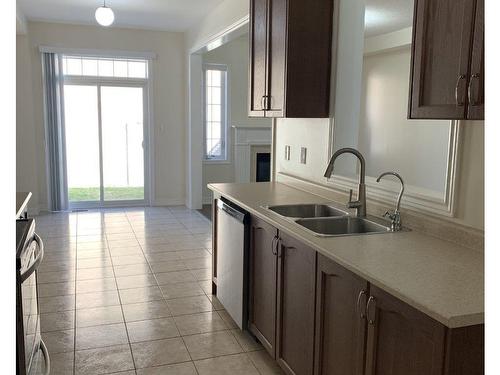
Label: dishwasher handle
xmin=217 ymin=199 xmax=247 ymax=223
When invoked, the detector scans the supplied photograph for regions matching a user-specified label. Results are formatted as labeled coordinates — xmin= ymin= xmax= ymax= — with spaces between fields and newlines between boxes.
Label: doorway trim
xmin=187 ymin=16 xmax=249 ymax=209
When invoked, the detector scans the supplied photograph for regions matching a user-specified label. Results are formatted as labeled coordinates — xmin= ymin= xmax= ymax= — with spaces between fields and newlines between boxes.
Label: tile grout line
xmin=72 ymin=211 xmax=79 ymax=375
xmin=105 ymin=210 xmax=139 ymax=373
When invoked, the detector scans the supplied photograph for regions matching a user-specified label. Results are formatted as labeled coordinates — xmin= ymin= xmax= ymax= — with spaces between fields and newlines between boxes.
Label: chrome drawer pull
xmin=455 ymin=74 xmax=466 ymax=106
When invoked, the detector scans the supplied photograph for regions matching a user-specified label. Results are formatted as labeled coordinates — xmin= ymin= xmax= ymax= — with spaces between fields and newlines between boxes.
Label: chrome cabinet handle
xmin=468 ymin=73 xmax=481 ymax=106
xmin=271 ymin=235 xmax=277 ymax=255
xmin=260 ymin=95 xmax=270 ymax=110
xmin=357 ymin=290 xmax=368 ymax=319
xmin=272 ymin=236 xmax=281 ymax=256
xmin=455 ymin=74 xmax=467 ymax=106
xmin=261 ymin=95 xmax=268 ymax=110
xmin=366 ymin=296 xmax=377 ymax=325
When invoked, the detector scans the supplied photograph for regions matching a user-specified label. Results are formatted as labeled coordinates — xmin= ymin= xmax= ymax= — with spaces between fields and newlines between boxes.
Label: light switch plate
xmin=285 ymin=145 xmax=291 ymax=161
xmin=300 ymin=147 xmax=307 ymax=164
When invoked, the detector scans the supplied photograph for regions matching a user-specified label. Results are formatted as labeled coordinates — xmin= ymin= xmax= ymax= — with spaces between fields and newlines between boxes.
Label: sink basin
xmin=296 ymin=216 xmax=391 ymax=237
xmin=266 ymin=204 xmax=347 ymax=218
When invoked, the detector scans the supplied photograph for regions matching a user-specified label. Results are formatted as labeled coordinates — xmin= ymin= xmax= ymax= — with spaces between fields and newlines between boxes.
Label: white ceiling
xmin=18 ymin=0 xmax=413 ymax=37
xmin=365 ymin=0 xmax=414 ymax=37
xmin=17 ymin=0 xmax=226 ymax=32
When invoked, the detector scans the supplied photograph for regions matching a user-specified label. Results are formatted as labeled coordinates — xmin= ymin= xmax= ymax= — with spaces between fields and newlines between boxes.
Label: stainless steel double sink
xmin=264 ymin=204 xmax=392 ymax=237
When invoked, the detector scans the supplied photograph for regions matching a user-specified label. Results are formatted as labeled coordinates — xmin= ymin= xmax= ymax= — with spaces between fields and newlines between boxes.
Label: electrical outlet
xmin=300 ymin=147 xmax=307 ymax=164
xmin=285 ymin=145 xmax=291 ymax=160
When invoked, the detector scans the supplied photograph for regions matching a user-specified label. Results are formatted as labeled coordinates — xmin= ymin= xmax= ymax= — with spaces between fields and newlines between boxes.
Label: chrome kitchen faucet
xmin=324 ymin=148 xmax=367 ymax=217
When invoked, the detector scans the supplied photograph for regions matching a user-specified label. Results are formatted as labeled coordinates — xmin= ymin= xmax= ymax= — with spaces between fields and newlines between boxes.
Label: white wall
xmin=16 ymin=35 xmax=39 ymax=210
xmin=186 ymin=0 xmax=248 ymax=52
xmin=17 ymin=21 xmax=186 ymax=211
xmin=184 ymin=0 xmax=249 ymax=209
xmin=275 ymin=123 xmax=484 ymax=230
xmin=201 ymin=35 xmax=272 ymax=203
xmin=358 ymin=47 xmax=450 ymax=193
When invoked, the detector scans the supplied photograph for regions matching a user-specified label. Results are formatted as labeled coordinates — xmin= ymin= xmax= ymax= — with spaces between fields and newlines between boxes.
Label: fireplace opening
xmin=256 ymin=152 xmax=271 ymax=182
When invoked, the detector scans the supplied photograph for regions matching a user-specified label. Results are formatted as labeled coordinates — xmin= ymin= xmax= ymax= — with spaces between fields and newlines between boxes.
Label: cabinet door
xmin=409 ymin=0 xmax=476 ymax=119
xmin=266 ymin=0 xmax=287 ymax=117
xmin=467 ymin=0 xmax=484 ymax=120
xmin=249 ymin=0 xmax=268 ymax=117
xmin=365 ymin=286 xmax=446 ymax=375
xmin=248 ymin=215 xmax=278 ymax=357
xmin=277 ymin=232 xmax=316 ymax=375
xmin=314 ymin=255 xmax=368 ymax=375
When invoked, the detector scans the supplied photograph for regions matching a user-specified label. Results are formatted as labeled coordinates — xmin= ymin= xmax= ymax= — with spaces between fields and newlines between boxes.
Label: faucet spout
xmin=376 ymin=171 xmax=405 ymax=231
xmin=324 ymin=148 xmax=367 ymax=217
xmin=324 ymin=147 xmax=366 ymax=184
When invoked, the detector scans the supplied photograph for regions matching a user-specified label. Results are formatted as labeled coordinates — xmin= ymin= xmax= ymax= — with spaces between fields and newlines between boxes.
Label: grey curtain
xmin=41 ymin=53 xmax=68 ymax=211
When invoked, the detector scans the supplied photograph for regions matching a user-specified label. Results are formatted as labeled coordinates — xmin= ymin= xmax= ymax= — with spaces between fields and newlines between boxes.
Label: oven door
xmin=19 ymin=234 xmax=48 ymax=375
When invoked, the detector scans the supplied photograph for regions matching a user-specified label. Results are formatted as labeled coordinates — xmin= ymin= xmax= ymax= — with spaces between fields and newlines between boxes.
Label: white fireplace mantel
xmin=232 ymin=125 xmax=272 ymax=183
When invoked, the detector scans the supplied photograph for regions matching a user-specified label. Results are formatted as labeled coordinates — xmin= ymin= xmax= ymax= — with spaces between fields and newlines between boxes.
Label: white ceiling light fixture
xmin=95 ymin=0 xmax=115 ymax=27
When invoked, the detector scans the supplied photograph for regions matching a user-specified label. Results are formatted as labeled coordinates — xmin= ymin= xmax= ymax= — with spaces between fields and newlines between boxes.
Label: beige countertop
xmin=208 ymin=182 xmax=484 ymax=329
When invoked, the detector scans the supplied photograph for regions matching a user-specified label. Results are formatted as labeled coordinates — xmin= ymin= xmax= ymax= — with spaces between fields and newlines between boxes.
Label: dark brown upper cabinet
xmin=409 ymin=0 xmax=484 ymax=120
xmin=248 ymin=0 xmax=334 ymax=118
xmin=467 ymin=0 xmax=484 ymax=120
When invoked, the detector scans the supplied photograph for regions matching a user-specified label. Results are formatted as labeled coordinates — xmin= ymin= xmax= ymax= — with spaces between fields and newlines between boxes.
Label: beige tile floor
xmin=34 ymin=206 xmax=284 ymax=375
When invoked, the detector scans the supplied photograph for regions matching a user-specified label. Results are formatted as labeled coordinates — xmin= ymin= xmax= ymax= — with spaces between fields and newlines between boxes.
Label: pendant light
xmin=95 ymin=0 xmax=115 ymax=27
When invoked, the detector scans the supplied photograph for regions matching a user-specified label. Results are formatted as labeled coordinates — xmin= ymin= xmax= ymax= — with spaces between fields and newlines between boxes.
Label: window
xmin=62 ymin=56 xmax=148 ymax=79
xmin=203 ymin=65 xmax=228 ymax=161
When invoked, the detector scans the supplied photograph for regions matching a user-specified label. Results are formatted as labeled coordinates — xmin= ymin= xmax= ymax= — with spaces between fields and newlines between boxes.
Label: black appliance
xmin=16 ymin=218 xmax=50 ymax=375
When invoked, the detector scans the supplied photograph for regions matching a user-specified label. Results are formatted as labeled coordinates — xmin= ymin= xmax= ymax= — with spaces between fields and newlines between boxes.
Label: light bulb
xmin=95 ymin=6 xmax=115 ymax=27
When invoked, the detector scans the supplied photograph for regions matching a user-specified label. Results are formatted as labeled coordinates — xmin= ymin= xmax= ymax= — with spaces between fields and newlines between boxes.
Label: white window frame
xmin=62 ymin=55 xmax=149 ymax=80
xmin=202 ymin=64 xmax=229 ymax=163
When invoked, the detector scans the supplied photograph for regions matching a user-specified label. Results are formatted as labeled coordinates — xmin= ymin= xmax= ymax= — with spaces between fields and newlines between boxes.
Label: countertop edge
xmin=208 ymin=183 xmax=484 ymax=329
xmin=16 ymin=192 xmax=32 ymax=218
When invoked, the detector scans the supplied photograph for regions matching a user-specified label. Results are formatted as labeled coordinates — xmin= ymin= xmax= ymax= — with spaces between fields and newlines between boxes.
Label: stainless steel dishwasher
xmin=216 ymin=199 xmax=249 ymax=330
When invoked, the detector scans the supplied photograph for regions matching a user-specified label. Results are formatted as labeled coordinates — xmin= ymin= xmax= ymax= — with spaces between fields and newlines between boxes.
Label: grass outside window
xmin=69 ymin=187 xmax=144 ymax=201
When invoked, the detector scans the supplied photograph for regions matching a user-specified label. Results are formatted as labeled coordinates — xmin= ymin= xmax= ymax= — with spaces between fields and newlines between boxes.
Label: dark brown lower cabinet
xmin=277 ymin=232 xmax=317 ymax=375
xmin=314 ymin=257 xmax=484 ymax=375
xmin=314 ymin=254 xmax=368 ymax=375
xmin=245 ymin=215 xmax=483 ymax=375
xmin=365 ymin=285 xmax=447 ymax=375
xmin=248 ymin=215 xmax=278 ymax=357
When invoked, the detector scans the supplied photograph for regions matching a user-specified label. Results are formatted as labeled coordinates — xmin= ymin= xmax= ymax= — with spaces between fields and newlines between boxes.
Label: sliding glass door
xmin=63 ymin=83 xmax=148 ymax=207
xmin=64 ymin=85 xmax=101 ymax=202
xmin=101 ymin=86 xmax=145 ymax=201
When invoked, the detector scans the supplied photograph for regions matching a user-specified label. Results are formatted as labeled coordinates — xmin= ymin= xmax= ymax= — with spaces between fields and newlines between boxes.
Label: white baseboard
xmin=151 ymin=198 xmax=186 ymax=206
